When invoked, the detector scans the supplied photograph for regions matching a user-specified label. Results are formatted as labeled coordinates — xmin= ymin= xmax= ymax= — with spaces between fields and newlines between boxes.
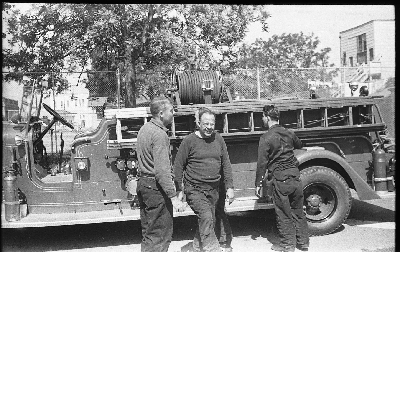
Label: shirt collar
xmin=194 ymin=130 xmax=214 ymax=140
xmin=150 ymin=118 xmax=168 ymax=132
xmin=269 ymin=124 xmax=282 ymax=130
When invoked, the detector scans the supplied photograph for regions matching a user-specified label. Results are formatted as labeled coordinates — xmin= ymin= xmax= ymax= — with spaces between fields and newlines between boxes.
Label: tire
xmin=300 ymin=166 xmax=352 ymax=236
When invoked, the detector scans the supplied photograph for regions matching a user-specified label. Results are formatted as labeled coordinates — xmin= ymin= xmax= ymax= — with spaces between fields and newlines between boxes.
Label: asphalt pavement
xmin=1 ymin=192 xmax=395 ymax=253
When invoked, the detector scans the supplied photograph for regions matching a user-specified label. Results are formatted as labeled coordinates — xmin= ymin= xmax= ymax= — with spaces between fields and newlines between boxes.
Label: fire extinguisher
xmin=3 ymin=169 xmax=21 ymax=222
xmin=372 ymin=146 xmax=388 ymax=193
xmin=387 ymin=156 xmax=395 ymax=192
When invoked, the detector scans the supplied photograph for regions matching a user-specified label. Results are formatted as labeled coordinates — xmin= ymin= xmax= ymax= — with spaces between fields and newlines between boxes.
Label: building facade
xmin=339 ymin=19 xmax=395 ymax=79
xmin=41 ymin=74 xmax=100 ymax=131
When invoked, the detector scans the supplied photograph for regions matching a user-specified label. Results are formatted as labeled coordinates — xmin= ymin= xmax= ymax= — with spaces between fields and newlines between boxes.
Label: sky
xmin=244 ymin=4 xmax=395 ymax=66
xmin=5 ymin=3 xmax=396 ymax=67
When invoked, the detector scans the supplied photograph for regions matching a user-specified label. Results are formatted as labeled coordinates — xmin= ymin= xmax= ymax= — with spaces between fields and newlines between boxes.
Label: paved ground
xmin=1 ymin=192 xmax=395 ymax=253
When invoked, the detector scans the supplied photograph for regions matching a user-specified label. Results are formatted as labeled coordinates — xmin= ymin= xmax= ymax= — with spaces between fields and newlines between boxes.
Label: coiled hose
xmin=173 ymin=70 xmax=221 ymax=105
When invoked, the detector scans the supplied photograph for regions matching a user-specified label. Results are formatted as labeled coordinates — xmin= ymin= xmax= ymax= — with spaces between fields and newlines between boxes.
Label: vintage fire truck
xmin=2 ymin=71 xmax=395 ymax=236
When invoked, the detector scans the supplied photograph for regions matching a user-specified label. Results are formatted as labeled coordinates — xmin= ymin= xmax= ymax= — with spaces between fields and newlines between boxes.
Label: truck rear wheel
xmin=300 ymin=166 xmax=352 ymax=236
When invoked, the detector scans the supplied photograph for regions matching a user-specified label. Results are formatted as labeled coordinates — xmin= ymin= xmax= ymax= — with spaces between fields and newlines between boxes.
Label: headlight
xmin=116 ymin=159 xmax=126 ymax=170
xmin=77 ymin=161 xmax=87 ymax=170
xmin=15 ymin=135 xmax=24 ymax=146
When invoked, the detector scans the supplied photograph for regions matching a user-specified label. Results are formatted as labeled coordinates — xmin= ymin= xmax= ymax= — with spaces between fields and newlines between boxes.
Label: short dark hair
xmin=195 ymin=107 xmax=215 ymax=126
xmin=150 ymin=96 xmax=173 ymax=117
xmin=263 ymin=104 xmax=280 ymax=121
xmin=198 ymin=107 xmax=215 ymax=121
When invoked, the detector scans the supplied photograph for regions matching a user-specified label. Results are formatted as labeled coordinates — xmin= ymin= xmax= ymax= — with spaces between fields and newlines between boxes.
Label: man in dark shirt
xmin=136 ymin=96 xmax=185 ymax=252
xmin=174 ymin=108 xmax=234 ymax=252
xmin=255 ymin=105 xmax=309 ymax=252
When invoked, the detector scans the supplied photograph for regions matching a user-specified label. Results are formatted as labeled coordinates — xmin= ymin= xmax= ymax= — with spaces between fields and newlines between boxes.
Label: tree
xmin=3 ymin=3 xmax=270 ymax=106
xmin=233 ymin=32 xmax=336 ymax=98
xmin=236 ymin=32 xmax=333 ymax=69
xmin=2 ymin=3 xmax=85 ymax=91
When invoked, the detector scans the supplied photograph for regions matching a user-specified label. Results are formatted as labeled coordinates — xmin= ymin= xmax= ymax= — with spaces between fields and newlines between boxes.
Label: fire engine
xmin=2 ymin=71 xmax=395 ymax=236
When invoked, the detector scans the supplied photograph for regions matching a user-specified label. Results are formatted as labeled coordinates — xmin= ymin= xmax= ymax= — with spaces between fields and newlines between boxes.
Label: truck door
xmin=72 ymin=119 xmax=139 ymax=211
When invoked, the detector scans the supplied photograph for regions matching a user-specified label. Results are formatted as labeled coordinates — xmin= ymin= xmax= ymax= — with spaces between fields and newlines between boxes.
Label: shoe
xmin=296 ymin=244 xmax=309 ymax=252
xmin=271 ymin=244 xmax=295 ymax=252
xmin=180 ymin=242 xmax=201 ymax=252
xmin=220 ymin=244 xmax=233 ymax=252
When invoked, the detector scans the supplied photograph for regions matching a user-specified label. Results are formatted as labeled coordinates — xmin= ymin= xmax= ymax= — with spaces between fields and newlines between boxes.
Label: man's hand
xmin=226 ymin=188 xmax=235 ymax=204
xmin=255 ymin=185 xmax=262 ymax=198
xmin=177 ymin=190 xmax=184 ymax=201
xmin=171 ymin=195 xmax=186 ymax=212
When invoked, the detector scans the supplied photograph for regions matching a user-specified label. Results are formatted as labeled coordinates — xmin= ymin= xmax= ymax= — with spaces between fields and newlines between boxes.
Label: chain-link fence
xmin=223 ymin=66 xmax=395 ymax=98
xmin=2 ymin=66 xmax=395 ymax=139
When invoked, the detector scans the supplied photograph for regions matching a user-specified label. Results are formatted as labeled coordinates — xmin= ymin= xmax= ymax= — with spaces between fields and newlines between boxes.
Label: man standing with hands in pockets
xmin=174 ymin=107 xmax=235 ymax=252
xmin=136 ymin=96 xmax=185 ymax=252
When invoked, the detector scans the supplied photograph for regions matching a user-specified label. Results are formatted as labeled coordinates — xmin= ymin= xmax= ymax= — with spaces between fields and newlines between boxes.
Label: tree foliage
xmin=233 ymin=32 xmax=335 ymax=98
xmin=3 ymin=3 xmax=270 ymax=106
xmin=236 ymin=32 xmax=333 ymax=69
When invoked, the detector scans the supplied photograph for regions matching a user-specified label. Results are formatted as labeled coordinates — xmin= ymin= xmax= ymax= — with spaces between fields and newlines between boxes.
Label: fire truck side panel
xmin=298 ymin=132 xmax=375 ymax=186
xmin=222 ymin=140 xmax=260 ymax=198
xmin=294 ymin=148 xmax=380 ymax=200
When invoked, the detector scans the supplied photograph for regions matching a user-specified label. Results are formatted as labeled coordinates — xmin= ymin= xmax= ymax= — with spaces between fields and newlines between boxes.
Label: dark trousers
xmin=185 ymin=182 xmax=221 ymax=252
xmin=272 ymin=176 xmax=309 ymax=249
xmin=215 ymin=185 xmax=232 ymax=246
xmin=137 ymin=177 xmax=173 ymax=252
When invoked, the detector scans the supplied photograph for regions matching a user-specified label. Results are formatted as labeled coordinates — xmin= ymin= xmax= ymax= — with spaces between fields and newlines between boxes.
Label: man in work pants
xmin=255 ymin=105 xmax=309 ymax=252
xmin=136 ymin=96 xmax=185 ymax=252
xmin=215 ymin=179 xmax=233 ymax=251
xmin=174 ymin=108 xmax=235 ymax=252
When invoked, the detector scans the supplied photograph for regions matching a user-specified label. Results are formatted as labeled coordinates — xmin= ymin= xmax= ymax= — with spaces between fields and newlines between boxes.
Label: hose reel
xmin=173 ymin=70 xmax=222 ymax=105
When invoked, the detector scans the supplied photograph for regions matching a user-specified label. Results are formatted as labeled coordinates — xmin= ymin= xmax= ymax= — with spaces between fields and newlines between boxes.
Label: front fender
xmin=294 ymin=148 xmax=381 ymax=200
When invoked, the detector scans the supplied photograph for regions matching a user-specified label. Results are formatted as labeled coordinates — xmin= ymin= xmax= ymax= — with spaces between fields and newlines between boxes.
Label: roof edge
xmin=339 ymin=19 xmax=394 ymax=35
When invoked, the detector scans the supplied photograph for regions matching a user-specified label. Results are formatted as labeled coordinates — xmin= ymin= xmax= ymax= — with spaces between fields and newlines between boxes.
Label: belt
xmin=184 ymin=178 xmax=219 ymax=191
xmin=139 ymin=173 xmax=156 ymax=179
xmin=274 ymin=175 xmax=299 ymax=182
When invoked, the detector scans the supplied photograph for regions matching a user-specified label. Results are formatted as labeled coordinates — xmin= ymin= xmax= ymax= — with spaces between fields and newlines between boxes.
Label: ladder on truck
xmin=104 ymin=96 xmax=382 ymax=143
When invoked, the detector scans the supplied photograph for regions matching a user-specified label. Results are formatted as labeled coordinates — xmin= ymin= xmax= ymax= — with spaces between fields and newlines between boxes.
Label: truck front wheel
xmin=300 ymin=166 xmax=352 ymax=236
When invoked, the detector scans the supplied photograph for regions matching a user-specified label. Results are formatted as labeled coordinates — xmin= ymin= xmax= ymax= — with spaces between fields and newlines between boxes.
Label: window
xmin=369 ymin=48 xmax=374 ymax=61
xmin=342 ymin=52 xmax=347 ymax=66
xmin=357 ymin=34 xmax=367 ymax=52
xmin=349 ymin=57 xmax=353 ymax=67
xmin=357 ymin=53 xmax=367 ymax=65
xmin=357 ymin=33 xmax=367 ymax=64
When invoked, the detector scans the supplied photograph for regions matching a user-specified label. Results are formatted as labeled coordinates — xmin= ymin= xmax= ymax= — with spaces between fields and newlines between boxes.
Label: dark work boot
xmin=219 ymin=242 xmax=233 ymax=252
xmin=271 ymin=244 xmax=295 ymax=252
xmin=296 ymin=244 xmax=309 ymax=252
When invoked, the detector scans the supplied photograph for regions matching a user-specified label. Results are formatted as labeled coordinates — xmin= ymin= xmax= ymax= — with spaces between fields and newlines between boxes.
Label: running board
xmin=1 ymin=197 xmax=274 ymax=228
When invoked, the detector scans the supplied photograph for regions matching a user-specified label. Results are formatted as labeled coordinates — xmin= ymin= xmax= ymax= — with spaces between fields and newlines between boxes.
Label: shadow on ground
xmin=3 ymin=211 xmax=277 ymax=252
xmin=2 ymin=198 xmax=394 ymax=252
xmin=174 ymin=209 xmax=283 ymax=249
xmin=348 ymin=198 xmax=395 ymax=223
xmin=1 ymin=220 xmax=143 ymax=252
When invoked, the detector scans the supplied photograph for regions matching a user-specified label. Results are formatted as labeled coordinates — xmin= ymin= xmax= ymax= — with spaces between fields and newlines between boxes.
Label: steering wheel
xmin=43 ymin=103 xmax=75 ymax=130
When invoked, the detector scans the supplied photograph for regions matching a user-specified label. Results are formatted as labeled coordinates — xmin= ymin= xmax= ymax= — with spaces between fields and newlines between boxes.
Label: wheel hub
xmin=306 ymin=194 xmax=322 ymax=214
xmin=308 ymin=194 xmax=321 ymax=207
